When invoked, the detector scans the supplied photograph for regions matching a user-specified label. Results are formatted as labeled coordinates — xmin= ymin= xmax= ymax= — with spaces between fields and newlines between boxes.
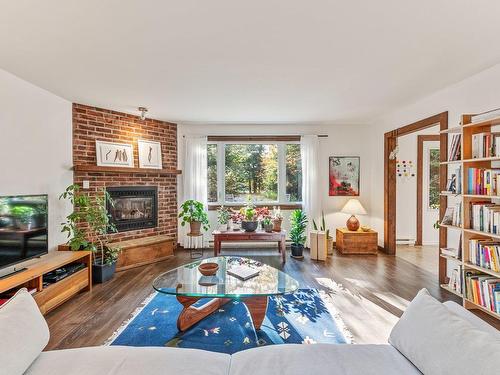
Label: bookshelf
xmin=440 ymin=113 xmax=500 ymax=320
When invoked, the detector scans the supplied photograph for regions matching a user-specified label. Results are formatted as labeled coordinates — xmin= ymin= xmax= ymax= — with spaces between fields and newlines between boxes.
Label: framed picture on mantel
xmin=329 ymin=156 xmax=360 ymax=196
xmin=96 ymin=140 xmax=134 ymax=167
xmin=138 ymin=140 xmax=162 ymax=169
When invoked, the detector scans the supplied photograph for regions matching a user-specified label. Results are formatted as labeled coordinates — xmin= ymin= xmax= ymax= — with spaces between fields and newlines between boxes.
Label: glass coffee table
xmin=153 ymin=256 xmax=299 ymax=331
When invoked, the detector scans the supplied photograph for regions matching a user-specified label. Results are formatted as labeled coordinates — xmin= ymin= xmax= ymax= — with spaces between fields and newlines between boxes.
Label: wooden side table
xmin=336 ymin=228 xmax=378 ymax=255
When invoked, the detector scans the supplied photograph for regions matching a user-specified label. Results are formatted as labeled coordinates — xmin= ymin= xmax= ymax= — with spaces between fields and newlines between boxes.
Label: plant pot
xmin=327 ymin=236 xmax=334 ymax=256
xmin=218 ymin=223 xmax=228 ymax=232
xmin=291 ymin=243 xmax=304 ymax=259
xmin=241 ymin=220 xmax=258 ymax=232
xmin=263 ymin=223 xmax=274 ymax=232
xmin=272 ymin=218 xmax=282 ymax=232
xmin=15 ymin=219 xmax=33 ymax=231
xmin=189 ymin=221 xmax=202 ymax=235
xmin=92 ymin=261 xmax=117 ymax=284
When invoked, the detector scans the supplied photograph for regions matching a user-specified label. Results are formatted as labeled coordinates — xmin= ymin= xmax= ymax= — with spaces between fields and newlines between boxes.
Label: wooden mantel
xmin=73 ymin=165 xmax=182 ymax=175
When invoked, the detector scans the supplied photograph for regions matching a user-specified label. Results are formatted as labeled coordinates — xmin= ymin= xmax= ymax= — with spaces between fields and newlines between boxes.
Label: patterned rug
xmin=106 ymin=288 xmax=352 ymax=354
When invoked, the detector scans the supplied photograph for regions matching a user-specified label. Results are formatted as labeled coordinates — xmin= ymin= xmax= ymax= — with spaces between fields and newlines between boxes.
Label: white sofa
xmin=1 ymin=289 xmax=499 ymax=375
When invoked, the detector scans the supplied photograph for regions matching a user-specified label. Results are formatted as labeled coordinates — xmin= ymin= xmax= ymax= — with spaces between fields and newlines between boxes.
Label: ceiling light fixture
xmin=138 ymin=107 xmax=148 ymax=120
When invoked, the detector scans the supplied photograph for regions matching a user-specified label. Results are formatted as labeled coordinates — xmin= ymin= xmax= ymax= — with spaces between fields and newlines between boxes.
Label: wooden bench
xmin=112 ymin=235 xmax=175 ymax=271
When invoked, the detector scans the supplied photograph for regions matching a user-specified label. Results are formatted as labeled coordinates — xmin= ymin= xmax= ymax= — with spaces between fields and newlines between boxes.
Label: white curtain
xmin=301 ymin=135 xmax=321 ymax=247
xmin=180 ymin=136 xmax=208 ymax=247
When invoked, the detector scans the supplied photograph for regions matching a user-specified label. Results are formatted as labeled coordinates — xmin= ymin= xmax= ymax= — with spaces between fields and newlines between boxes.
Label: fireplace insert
xmin=106 ymin=186 xmax=158 ymax=232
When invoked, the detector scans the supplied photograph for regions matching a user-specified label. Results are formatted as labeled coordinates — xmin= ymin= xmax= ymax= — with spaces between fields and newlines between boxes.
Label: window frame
xmin=207 ymin=139 xmax=302 ymax=208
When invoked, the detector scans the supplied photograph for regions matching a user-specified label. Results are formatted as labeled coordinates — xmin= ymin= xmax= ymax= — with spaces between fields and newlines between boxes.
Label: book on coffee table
xmin=227 ymin=265 xmax=260 ymax=280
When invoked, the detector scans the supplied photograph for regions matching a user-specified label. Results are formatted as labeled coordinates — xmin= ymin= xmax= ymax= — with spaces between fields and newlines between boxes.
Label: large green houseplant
xmin=290 ymin=209 xmax=308 ymax=259
xmin=59 ymin=184 xmax=121 ymax=283
xmin=179 ymin=199 xmax=209 ymax=235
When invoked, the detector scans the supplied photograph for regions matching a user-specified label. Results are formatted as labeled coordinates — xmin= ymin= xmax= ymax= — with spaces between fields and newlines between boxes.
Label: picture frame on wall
xmin=95 ymin=140 xmax=135 ymax=168
xmin=138 ymin=139 xmax=163 ymax=169
xmin=329 ymin=156 xmax=360 ymax=196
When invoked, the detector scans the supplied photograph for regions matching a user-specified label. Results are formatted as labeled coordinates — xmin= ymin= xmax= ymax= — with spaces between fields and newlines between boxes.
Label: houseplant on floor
xmin=290 ymin=209 xmax=308 ymax=259
xmin=59 ymin=184 xmax=121 ymax=283
xmin=179 ymin=199 xmax=209 ymax=235
xmin=313 ymin=211 xmax=333 ymax=255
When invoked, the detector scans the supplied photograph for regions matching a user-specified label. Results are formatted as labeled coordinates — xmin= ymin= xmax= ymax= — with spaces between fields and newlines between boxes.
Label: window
xmin=207 ymin=141 xmax=302 ymax=205
xmin=428 ymin=148 xmax=440 ymax=209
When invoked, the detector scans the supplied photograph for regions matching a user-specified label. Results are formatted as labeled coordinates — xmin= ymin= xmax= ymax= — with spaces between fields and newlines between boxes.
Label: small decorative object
xmin=138 ymin=139 xmax=162 ymax=169
xmin=290 ymin=209 xmax=308 ymax=259
xmin=341 ymin=198 xmax=367 ymax=231
xmin=216 ymin=206 xmax=230 ymax=231
xmin=262 ymin=217 xmax=273 ymax=232
xmin=360 ymin=225 xmax=371 ymax=232
xmin=396 ymin=160 xmax=415 ymax=180
xmin=95 ymin=140 xmax=134 ymax=167
xmin=329 ymin=156 xmax=360 ymax=196
xmin=179 ymin=200 xmax=210 ymax=235
xmin=198 ymin=262 xmax=219 ymax=276
xmin=312 ymin=211 xmax=333 ymax=255
xmin=272 ymin=206 xmax=283 ymax=232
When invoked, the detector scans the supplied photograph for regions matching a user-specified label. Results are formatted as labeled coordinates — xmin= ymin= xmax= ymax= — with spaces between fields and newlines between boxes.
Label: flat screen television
xmin=0 ymin=195 xmax=48 ymax=271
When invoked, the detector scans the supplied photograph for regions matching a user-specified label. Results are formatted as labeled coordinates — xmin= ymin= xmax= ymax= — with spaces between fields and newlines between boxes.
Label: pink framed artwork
xmin=329 ymin=156 xmax=360 ymax=196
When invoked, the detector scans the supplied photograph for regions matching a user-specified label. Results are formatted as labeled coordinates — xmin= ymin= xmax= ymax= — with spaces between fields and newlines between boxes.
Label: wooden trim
xmin=207 ymin=135 xmax=301 ymax=142
xmin=208 ymin=203 xmax=302 ymax=211
xmin=73 ymin=165 xmax=182 ymax=175
xmin=384 ymin=112 xmax=448 ymax=257
xmin=438 ymin=112 xmax=449 ymax=284
xmin=416 ymin=135 xmax=440 ymax=246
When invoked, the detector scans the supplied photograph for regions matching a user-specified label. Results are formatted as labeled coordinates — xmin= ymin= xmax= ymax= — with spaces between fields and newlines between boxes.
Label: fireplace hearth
xmin=106 ymin=186 xmax=158 ymax=232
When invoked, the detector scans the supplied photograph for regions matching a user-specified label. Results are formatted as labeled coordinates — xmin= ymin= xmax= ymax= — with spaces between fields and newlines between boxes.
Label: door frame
xmin=416 ymin=134 xmax=440 ymax=246
xmin=384 ymin=112 xmax=448 ymax=255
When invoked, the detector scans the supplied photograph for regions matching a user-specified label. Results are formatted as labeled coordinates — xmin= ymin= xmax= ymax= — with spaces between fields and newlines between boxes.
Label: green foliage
xmin=240 ymin=198 xmax=257 ymax=221
xmin=285 ymin=144 xmax=302 ymax=202
xmin=312 ymin=211 xmax=330 ymax=238
xmin=216 ymin=206 xmax=231 ymax=225
xmin=429 ymin=148 xmax=440 ymax=209
xmin=262 ymin=217 xmax=272 ymax=226
xmin=10 ymin=206 xmax=35 ymax=223
xmin=179 ymin=200 xmax=209 ymax=231
xmin=59 ymin=184 xmax=119 ymax=264
xmin=207 ymin=144 xmax=218 ymax=202
xmin=290 ymin=209 xmax=308 ymax=246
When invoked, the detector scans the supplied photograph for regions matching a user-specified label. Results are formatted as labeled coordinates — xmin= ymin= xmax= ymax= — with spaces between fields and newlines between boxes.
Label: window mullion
xmin=278 ymin=143 xmax=286 ymax=204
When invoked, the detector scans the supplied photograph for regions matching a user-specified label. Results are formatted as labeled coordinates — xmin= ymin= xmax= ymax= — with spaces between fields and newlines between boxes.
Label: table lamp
xmin=341 ymin=199 xmax=367 ymax=231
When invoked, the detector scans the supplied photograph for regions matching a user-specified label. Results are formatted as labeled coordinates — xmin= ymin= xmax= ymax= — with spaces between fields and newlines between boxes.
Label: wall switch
xmin=82 ymin=180 xmax=90 ymax=189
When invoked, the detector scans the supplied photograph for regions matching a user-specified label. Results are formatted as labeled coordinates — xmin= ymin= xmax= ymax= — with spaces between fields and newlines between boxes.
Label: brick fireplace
xmin=72 ymin=103 xmax=178 ymax=244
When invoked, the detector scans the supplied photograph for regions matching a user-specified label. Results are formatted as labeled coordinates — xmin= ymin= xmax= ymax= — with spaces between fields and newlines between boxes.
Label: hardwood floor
xmin=44 ymin=247 xmax=499 ymax=350
xmin=396 ymin=244 xmax=439 ymax=276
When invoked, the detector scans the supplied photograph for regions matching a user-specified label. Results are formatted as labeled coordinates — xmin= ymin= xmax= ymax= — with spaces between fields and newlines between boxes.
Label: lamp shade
xmin=341 ymin=199 xmax=367 ymax=215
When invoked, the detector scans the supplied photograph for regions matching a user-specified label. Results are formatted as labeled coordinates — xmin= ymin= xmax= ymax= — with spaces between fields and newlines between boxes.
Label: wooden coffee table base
xmin=176 ymin=295 xmax=268 ymax=331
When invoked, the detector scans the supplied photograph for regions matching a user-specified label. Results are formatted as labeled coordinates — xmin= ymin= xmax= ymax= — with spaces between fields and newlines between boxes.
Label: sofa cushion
xmin=229 ymin=344 xmax=421 ymax=375
xmin=443 ymin=300 xmax=500 ymax=337
xmin=25 ymin=346 xmax=231 ymax=375
xmin=389 ymin=288 xmax=500 ymax=375
xmin=0 ymin=288 xmax=49 ymax=375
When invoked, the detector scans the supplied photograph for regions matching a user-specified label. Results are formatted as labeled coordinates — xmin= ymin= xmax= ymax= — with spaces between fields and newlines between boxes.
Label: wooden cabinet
xmin=336 ymin=228 xmax=378 ymax=255
xmin=113 ymin=235 xmax=175 ymax=271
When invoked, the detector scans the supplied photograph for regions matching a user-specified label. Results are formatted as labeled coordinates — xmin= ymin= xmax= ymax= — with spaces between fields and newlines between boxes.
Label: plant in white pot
xmin=216 ymin=206 xmax=230 ymax=231
xmin=179 ymin=199 xmax=209 ymax=235
xmin=313 ymin=211 xmax=333 ymax=255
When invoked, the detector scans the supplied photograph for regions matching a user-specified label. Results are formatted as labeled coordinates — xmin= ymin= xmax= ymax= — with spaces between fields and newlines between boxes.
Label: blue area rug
xmin=107 ymin=289 xmax=351 ymax=354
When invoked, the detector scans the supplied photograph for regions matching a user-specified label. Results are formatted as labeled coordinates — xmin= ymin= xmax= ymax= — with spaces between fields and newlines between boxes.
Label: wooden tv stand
xmin=0 ymin=251 xmax=92 ymax=314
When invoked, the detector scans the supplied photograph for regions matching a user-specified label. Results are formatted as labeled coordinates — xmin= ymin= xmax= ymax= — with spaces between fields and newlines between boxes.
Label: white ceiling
xmin=1 ymin=1 xmax=500 ymax=124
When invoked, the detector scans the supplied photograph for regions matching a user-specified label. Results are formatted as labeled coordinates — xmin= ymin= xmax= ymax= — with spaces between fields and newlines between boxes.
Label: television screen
xmin=0 ymin=195 xmax=48 ymax=270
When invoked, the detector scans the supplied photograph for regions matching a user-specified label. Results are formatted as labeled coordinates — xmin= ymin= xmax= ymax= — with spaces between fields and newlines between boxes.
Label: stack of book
xmin=467 ymin=168 xmax=500 ymax=195
xmin=469 ymin=202 xmax=500 ymax=234
xmin=465 ymin=270 xmax=500 ymax=314
xmin=448 ymin=265 xmax=463 ymax=295
xmin=468 ymin=239 xmax=500 ymax=272
xmin=448 ymin=134 xmax=461 ymax=161
xmin=472 ymin=132 xmax=500 ymax=159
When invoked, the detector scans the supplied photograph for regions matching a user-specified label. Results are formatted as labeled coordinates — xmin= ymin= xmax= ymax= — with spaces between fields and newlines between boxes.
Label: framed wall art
xmin=95 ymin=140 xmax=134 ymax=167
xmin=329 ymin=156 xmax=360 ymax=196
xmin=138 ymin=139 xmax=163 ymax=169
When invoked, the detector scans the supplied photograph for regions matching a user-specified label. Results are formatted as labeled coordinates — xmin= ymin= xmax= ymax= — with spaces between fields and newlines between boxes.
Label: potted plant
xmin=179 ymin=199 xmax=209 ymax=235
xmin=10 ymin=206 xmax=36 ymax=230
xmin=216 ymin=205 xmax=230 ymax=231
xmin=240 ymin=200 xmax=258 ymax=232
xmin=290 ymin=209 xmax=307 ymax=259
xmin=262 ymin=217 xmax=274 ymax=232
xmin=59 ymin=184 xmax=121 ymax=283
xmin=272 ymin=206 xmax=283 ymax=232
xmin=313 ymin=211 xmax=333 ymax=255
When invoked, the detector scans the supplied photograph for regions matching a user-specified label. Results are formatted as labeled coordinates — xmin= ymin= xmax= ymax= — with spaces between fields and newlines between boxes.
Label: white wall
xmin=370 ymin=63 xmax=500 ymax=248
xmin=178 ymin=123 xmax=372 ymax=241
xmin=396 ymin=126 xmax=439 ymax=245
xmin=0 ymin=68 xmax=72 ymax=253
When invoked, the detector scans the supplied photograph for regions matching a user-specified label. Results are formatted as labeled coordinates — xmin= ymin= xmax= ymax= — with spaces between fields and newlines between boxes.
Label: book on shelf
xmin=468 ymin=239 xmax=500 ymax=272
xmin=471 ymin=132 xmax=500 ymax=159
xmin=469 ymin=201 xmax=500 ymax=234
xmin=441 ymin=233 xmax=462 ymax=259
xmin=464 ymin=270 xmax=500 ymax=314
xmin=467 ymin=167 xmax=500 ymax=195
xmin=445 ymin=165 xmax=462 ymax=194
xmin=441 ymin=207 xmax=455 ymax=226
xmin=441 ymin=203 xmax=462 ymax=227
xmin=448 ymin=134 xmax=461 ymax=161
xmin=448 ymin=264 xmax=463 ymax=295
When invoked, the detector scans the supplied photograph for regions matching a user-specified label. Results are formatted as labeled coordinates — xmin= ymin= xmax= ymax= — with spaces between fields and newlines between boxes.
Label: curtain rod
xmin=182 ymin=134 xmax=329 ymax=138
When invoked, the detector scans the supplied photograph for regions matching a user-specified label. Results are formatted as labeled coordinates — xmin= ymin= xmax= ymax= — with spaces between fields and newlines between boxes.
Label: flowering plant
xmin=255 ymin=206 xmax=271 ymax=220
xmin=272 ymin=207 xmax=283 ymax=221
